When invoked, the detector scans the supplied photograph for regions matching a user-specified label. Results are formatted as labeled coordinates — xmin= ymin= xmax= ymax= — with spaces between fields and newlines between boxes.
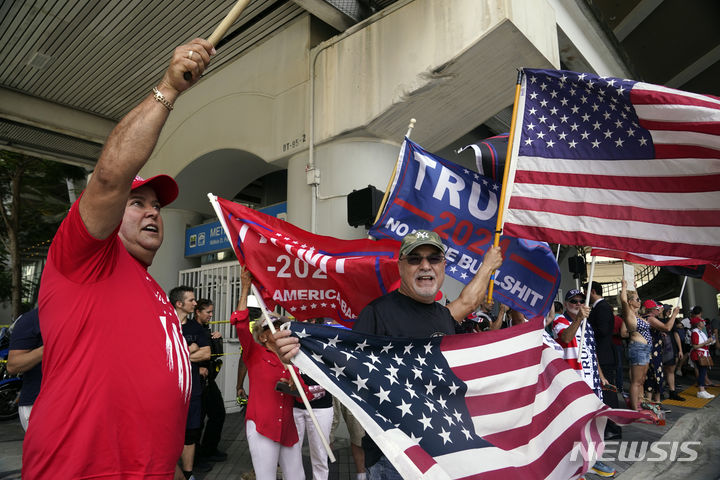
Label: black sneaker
xmin=193 ymin=461 xmax=213 ymax=473
xmin=201 ymin=449 xmax=228 ymax=462
xmin=669 ymin=391 xmax=686 ymax=401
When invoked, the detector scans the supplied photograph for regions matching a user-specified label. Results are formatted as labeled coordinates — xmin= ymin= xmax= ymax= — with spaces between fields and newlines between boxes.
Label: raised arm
xmin=558 ymin=305 xmax=589 ymax=344
xmin=646 ymin=315 xmax=671 ymax=332
xmin=237 ymin=266 xmax=252 ymax=311
xmin=79 ymin=39 xmax=214 ymax=239
xmin=447 ymin=246 xmax=503 ymax=322
xmin=619 ymin=280 xmax=637 ymax=332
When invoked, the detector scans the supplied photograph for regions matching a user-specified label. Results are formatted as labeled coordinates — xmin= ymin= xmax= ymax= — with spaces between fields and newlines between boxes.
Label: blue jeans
xmin=367 ymin=455 xmax=403 ymax=480
xmin=628 ymin=341 xmax=651 ymax=365
xmin=699 ymin=365 xmax=708 ymax=387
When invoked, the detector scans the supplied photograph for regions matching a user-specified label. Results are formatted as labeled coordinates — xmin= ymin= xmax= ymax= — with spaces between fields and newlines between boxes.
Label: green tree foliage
xmin=0 ymin=150 xmax=86 ymax=319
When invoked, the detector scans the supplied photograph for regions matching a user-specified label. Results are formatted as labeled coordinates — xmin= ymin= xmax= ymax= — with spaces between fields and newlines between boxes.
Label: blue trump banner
xmin=370 ymin=138 xmax=560 ymax=319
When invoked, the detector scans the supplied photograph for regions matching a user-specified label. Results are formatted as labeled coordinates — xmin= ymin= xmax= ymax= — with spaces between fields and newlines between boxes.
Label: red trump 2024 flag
xmin=502 ymin=68 xmax=720 ymax=263
xmin=214 ymin=196 xmax=401 ymax=326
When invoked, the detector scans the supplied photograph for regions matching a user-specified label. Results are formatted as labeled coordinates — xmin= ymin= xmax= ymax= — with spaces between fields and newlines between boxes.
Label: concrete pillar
xmin=682 ymin=277 xmax=719 ymax=318
xmin=149 ymin=208 xmax=202 ymax=293
xmin=286 ymin=137 xmax=401 ymax=238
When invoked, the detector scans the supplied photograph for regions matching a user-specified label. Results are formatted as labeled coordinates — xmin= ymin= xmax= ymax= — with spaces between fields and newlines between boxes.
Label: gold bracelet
xmin=152 ymin=87 xmax=174 ymax=111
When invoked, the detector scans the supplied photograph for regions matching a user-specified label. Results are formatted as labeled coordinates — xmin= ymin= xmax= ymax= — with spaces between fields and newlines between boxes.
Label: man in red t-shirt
xmin=24 ymin=39 xmax=215 ymax=479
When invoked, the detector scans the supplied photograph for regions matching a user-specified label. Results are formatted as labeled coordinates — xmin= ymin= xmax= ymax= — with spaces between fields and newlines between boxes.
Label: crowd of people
xmin=5 ymin=38 xmax=718 ymax=480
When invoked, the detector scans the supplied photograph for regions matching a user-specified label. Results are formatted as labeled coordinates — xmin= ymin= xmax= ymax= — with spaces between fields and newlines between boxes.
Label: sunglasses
xmin=401 ymin=254 xmax=445 ymax=265
xmin=567 ymin=298 xmax=585 ymax=304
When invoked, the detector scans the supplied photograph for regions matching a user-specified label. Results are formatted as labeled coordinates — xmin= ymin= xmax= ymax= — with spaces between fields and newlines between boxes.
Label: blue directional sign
xmin=185 ymin=202 xmax=286 ymax=257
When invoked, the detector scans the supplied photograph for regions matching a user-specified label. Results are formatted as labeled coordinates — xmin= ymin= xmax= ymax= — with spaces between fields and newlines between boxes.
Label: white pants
xmin=293 ymin=407 xmax=333 ymax=480
xmin=19 ymin=405 xmax=33 ymax=431
xmin=246 ymin=419 xmax=304 ymax=480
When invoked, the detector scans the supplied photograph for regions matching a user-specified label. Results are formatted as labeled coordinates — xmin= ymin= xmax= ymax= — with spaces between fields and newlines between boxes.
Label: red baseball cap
xmin=690 ymin=316 xmax=704 ymax=326
xmin=642 ymin=299 xmax=661 ymax=310
xmin=131 ymin=175 xmax=178 ymax=207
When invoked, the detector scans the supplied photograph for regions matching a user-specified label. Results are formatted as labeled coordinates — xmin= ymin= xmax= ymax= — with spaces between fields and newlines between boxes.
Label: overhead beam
xmin=665 ymin=43 xmax=720 ymax=88
xmin=0 ymin=144 xmax=96 ymax=169
xmin=0 ymin=88 xmax=115 ymax=145
xmin=613 ymin=0 xmax=663 ymax=41
xmin=292 ymin=0 xmax=357 ymax=31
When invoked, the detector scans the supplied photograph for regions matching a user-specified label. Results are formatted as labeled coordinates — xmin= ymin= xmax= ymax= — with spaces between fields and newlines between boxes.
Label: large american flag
xmin=289 ymin=320 xmax=648 ymax=479
xmin=589 ymin=247 xmax=711 ymax=266
xmin=502 ymin=68 xmax=720 ymax=263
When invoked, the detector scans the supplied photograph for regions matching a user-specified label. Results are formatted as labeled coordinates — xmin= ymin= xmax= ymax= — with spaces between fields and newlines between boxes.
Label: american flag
xmin=502 ymin=68 xmax=720 ymax=263
xmin=589 ymin=247 xmax=711 ymax=266
xmin=289 ymin=320 xmax=648 ymax=479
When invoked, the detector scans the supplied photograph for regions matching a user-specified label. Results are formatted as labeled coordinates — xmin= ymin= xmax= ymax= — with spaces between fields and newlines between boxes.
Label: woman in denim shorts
xmin=620 ymin=280 xmax=652 ymax=410
xmin=620 ymin=281 xmax=674 ymax=409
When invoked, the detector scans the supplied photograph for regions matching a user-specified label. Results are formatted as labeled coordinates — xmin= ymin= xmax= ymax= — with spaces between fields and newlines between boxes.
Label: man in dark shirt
xmin=194 ymin=299 xmax=228 ymax=462
xmin=275 ymin=230 xmax=503 ymax=478
xmin=170 ymin=286 xmax=211 ymax=479
xmin=340 ymin=230 xmax=503 ymax=478
xmin=7 ymin=308 xmax=43 ymax=431
xmin=584 ymin=281 xmax=622 ymax=440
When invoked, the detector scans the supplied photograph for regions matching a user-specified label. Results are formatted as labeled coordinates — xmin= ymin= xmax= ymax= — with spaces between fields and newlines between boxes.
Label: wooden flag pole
xmin=577 ymin=255 xmax=597 ymax=363
xmin=677 ymin=275 xmax=688 ymax=309
xmin=370 ymin=118 xmax=416 ymax=229
xmin=487 ymin=70 xmax=524 ymax=303
xmin=206 ymin=193 xmax=336 ymax=463
xmin=183 ymin=0 xmax=252 ymax=81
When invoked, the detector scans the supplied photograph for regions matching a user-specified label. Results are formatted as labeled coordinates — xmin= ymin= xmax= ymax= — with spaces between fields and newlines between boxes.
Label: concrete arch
xmin=173 ymin=148 xmax=283 ymax=215
xmin=140 ymin=15 xmax=311 ymax=191
xmin=144 ymin=91 xmax=282 ymax=181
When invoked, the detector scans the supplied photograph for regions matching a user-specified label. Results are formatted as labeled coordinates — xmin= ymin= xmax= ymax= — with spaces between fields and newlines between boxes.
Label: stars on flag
xmin=519 ymin=71 xmax=654 ymax=160
xmin=293 ymin=324 xmax=488 ymax=456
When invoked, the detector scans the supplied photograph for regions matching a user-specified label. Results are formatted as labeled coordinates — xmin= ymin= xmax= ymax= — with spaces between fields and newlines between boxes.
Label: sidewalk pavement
xmin=2 ymin=368 xmax=719 ymax=479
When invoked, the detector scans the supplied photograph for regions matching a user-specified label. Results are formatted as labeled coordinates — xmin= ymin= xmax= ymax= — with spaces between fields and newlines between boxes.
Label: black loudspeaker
xmin=568 ymin=255 xmax=587 ymax=279
xmin=347 ymin=185 xmax=384 ymax=228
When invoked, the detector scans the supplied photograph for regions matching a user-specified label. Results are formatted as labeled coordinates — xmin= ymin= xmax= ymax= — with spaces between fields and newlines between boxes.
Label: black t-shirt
xmin=201 ymin=324 xmax=224 ymax=381
xmin=353 ymin=290 xmax=456 ymax=338
xmin=352 ymin=289 xmax=456 ymax=467
xmin=294 ymin=373 xmax=333 ymax=410
xmin=182 ymin=319 xmax=210 ymax=398
xmin=9 ymin=308 xmax=43 ymax=406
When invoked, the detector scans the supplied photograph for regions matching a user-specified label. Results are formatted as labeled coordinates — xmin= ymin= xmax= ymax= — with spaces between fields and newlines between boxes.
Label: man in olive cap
xmin=353 ymin=229 xmax=503 ymax=337
xmin=274 ymin=229 xmax=502 ymax=478
xmin=352 ymin=230 xmax=503 ymax=477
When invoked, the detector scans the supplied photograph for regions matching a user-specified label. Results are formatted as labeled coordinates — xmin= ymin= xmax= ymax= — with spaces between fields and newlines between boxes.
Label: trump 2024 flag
xmin=370 ymin=138 xmax=560 ymax=320
xmin=289 ymin=320 xmax=647 ymax=479
xmin=213 ymin=196 xmax=400 ymax=326
xmin=502 ymin=68 xmax=720 ymax=263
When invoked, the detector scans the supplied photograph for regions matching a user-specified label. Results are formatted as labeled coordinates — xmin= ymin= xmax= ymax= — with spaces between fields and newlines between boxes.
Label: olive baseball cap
xmin=399 ymin=230 xmax=445 ymax=256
